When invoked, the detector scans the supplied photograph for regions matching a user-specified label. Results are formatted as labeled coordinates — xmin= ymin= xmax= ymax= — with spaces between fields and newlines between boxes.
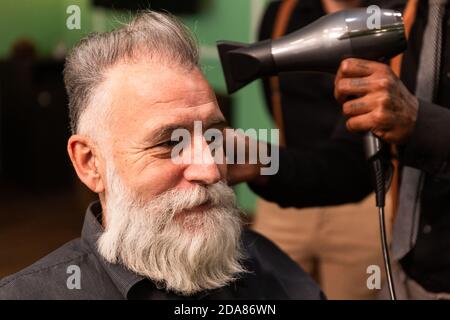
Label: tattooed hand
xmin=334 ymin=58 xmax=419 ymax=145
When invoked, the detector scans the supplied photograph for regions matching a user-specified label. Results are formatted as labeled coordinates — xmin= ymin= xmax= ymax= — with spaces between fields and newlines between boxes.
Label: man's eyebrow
xmin=205 ymin=117 xmax=228 ymax=129
xmin=147 ymin=117 xmax=228 ymax=143
xmin=148 ymin=124 xmax=188 ymax=143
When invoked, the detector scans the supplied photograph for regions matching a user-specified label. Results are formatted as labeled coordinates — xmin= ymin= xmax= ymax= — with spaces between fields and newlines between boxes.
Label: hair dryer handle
xmin=364 ymin=132 xmax=393 ymax=208
xmin=363 ymin=132 xmax=383 ymax=161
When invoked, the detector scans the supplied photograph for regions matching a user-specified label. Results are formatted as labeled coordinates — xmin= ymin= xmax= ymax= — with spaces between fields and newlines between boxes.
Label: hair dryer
xmin=217 ymin=8 xmax=405 ymax=93
xmin=217 ymin=8 xmax=406 ymax=300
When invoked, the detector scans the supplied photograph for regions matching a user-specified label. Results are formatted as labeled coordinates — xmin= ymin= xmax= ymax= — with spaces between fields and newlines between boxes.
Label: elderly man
xmin=0 ymin=11 xmax=322 ymax=300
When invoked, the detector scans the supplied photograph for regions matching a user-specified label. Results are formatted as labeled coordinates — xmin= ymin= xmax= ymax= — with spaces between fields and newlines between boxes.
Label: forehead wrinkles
xmin=107 ymin=60 xmax=205 ymax=99
xmin=104 ymin=63 xmax=214 ymax=128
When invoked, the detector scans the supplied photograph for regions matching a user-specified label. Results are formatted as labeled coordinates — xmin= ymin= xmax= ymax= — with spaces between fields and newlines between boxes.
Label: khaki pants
xmin=252 ymin=194 xmax=392 ymax=300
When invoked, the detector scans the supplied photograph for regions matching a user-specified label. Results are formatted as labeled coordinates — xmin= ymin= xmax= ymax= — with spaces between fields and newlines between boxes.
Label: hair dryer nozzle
xmin=217 ymin=40 xmax=275 ymax=94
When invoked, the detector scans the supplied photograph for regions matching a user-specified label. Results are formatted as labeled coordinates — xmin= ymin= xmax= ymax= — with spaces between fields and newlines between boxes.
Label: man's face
xmin=103 ymin=60 xmax=227 ymax=210
xmin=93 ymin=60 xmax=245 ymax=296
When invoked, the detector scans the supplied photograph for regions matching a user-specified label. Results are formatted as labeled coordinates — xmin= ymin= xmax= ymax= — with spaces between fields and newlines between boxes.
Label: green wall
xmin=0 ymin=0 xmax=274 ymax=213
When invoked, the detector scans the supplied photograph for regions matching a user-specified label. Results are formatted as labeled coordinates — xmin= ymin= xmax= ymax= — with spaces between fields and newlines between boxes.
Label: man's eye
xmin=154 ymin=140 xmax=179 ymax=149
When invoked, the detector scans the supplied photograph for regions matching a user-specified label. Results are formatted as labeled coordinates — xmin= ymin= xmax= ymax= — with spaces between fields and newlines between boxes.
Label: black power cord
xmin=368 ymin=146 xmax=397 ymax=300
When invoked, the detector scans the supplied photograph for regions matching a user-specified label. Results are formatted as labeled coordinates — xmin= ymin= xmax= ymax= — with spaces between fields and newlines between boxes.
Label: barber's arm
xmin=400 ymin=100 xmax=450 ymax=179
xmin=227 ymin=121 xmax=373 ymax=208
xmin=334 ymin=58 xmax=450 ymax=180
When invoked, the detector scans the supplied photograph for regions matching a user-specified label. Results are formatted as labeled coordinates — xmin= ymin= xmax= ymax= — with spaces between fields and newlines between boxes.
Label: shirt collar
xmin=81 ymin=201 xmax=145 ymax=299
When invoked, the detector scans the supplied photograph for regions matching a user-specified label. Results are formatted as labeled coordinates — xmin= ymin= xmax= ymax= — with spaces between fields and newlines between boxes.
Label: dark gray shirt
xmin=0 ymin=201 xmax=323 ymax=300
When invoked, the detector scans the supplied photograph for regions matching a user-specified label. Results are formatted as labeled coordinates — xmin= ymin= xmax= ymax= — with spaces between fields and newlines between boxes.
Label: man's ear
xmin=67 ymin=135 xmax=105 ymax=193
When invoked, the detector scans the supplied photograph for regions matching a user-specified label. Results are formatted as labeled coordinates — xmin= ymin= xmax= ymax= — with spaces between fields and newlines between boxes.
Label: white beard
xmin=97 ymin=163 xmax=247 ymax=296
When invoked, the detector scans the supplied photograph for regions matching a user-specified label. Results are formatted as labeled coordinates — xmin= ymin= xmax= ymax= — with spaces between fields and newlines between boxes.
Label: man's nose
xmin=183 ymin=135 xmax=222 ymax=185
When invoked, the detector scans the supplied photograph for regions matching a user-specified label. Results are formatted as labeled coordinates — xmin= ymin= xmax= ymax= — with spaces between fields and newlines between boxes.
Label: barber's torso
xmin=261 ymin=0 xmax=450 ymax=293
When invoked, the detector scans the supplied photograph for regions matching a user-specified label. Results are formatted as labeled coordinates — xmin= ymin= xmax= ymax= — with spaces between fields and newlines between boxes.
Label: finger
xmin=336 ymin=58 xmax=377 ymax=80
xmin=335 ymin=59 xmax=374 ymax=88
xmin=372 ymin=128 xmax=389 ymax=140
xmin=345 ymin=114 xmax=373 ymax=133
xmin=342 ymin=96 xmax=376 ymax=117
xmin=335 ymin=77 xmax=372 ymax=104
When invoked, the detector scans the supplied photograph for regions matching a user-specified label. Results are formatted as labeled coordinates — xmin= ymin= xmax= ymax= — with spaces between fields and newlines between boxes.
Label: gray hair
xmin=63 ymin=10 xmax=199 ymax=136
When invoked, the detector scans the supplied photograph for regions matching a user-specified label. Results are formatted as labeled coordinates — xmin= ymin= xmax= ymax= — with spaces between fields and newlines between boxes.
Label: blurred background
xmin=0 ymin=0 xmax=273 ymax=278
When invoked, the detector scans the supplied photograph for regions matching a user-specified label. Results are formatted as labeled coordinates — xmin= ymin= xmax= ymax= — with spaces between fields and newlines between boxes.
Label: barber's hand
xmin=227 ymin=160 xmax=263 ymax=186
xmin=225 ymin=130 xmax=269 ymax=186
xmin=334 ymin=58 xmax=419 ymax=145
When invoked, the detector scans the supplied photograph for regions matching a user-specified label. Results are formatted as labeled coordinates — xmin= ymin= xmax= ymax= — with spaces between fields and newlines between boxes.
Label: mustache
xmin=147 ymin=181 xmax=236 ymax=216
